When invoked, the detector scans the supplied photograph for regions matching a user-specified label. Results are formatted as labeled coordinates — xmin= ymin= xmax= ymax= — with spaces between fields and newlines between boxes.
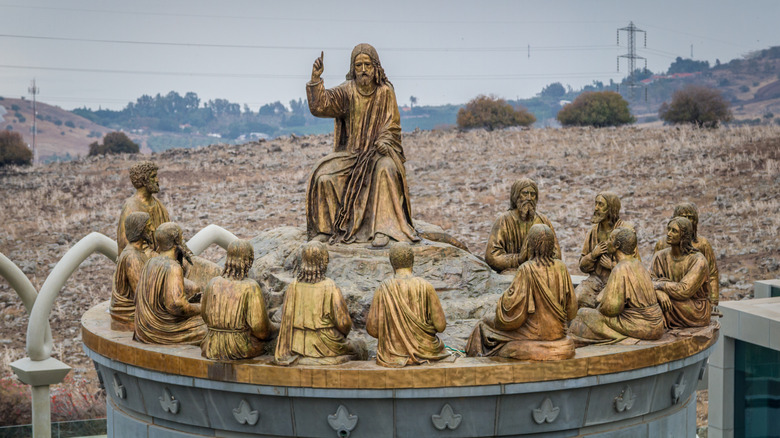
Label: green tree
xmin=0 ymin=130 xmax=32 ymax=166
xmin=456 ymin=95 xmax=536 ymax=131
xmin=658 ymin=85 xmax=732 ymax=128
xmin=88 ymin=131 xmax=140 ymax=156
xmin=540 ymin=82 xmax=566 ymax=98
xmin=667 ymin=57 xmax=710 ymax=74
xmin=556 ymin=91 xmax=635 ymax=127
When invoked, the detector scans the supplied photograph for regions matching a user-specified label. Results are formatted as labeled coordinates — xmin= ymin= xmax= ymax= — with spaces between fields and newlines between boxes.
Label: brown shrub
xmin=0 ymin=130 xmax=32 ymax=167
xmin=457 ymin=95 xmax=535 ymax=131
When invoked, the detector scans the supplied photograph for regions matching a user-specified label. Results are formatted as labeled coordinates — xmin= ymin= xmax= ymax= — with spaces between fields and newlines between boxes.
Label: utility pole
xmin=617 ymin=21 xmax=646 ymax=99
xmin=28 ymin=79 xmax=39 ymax=165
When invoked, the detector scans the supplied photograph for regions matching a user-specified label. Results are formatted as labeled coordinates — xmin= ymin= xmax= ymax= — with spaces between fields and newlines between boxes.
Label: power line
xmin=0 ymin=64 xmax=621 ymax=81
xmin=0 ymin=4 xmax=620 ymax=26
xmin=0 ymin=33 xmax=619 ymax=53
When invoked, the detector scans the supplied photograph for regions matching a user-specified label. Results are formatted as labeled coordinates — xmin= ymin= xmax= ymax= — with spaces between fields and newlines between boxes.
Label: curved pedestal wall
xmin=82 ymin=302 xmax=717 ymax=438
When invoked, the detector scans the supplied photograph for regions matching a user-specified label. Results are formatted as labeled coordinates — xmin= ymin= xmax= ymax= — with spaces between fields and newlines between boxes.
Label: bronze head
xmin=672 ymin=202 xmax=699 ymax=241
xmin=592 ymin=191 xmax=621 ymax=225
xmin=389 ymin=242 xmax=414 ymax=271
xmin=129 ymin=161 xmax=160 ymax=194
xmin=667 ymin=217 xmax=697 ymax=255
xmin=346 ymin=43 xmax=390 ymax=87
xmin=509 ymin=178 xmax=538 ymax=221
xmin=154 ymin=222 xmax=182 ymax=252
xmin=298 ymin=241 xmax=329 ymax=283
xmin=154 ymin=222 xmax=192 ymax=265
xmin=608 ymin=227 xmax=637 ymax=256
xmin=527 ymin=224 xmax=555 ymax=266
xmin=124 ymin=211 xmax=152 ymax=245
xmin=223 ymin=239 xmax=254 ymax=280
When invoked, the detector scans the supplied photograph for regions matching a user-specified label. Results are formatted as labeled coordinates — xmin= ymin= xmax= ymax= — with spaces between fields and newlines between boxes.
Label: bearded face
xmin=591 ymin=195 xmax=609 ymax=224
xmin=513 ymin=187 xmax=538 ymax=222
xmin=354 ymin=53 xmax=376 ymax=88
xmin=145 ymin=170 xmax=160 ymax=194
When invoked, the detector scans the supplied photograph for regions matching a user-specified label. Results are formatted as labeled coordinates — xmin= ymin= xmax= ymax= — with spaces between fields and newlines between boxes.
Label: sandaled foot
xmin=371 ymin=233 xmax=390 ymax=247
xmin=311 ymin=233 xmax=330 ymax=243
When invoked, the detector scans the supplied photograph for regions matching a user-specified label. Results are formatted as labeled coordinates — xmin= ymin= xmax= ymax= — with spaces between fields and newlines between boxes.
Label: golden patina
xmin=467 ymin=224 xmax=578 ymax=361
xmin=654 ymin=202 xmax=720 ymax=307
xmin=366 ymin=242 xmax=450 ymax=368
xmin=485 ymin=178 xmax=562 ymax=273
xmin=652 ymin=217 xmax=712 ymax=328
xmin=570 ymin=227 xmax=665 ymax=345
xmin=201 ymin=240 xmax=275 ymax=361
xmin=110 ymin=211 xmax=155 ymax=329
xmin=134 ymin=222 xmax=206 ymax=345
xmin=575 ymin=192 xmax=639 ymax=308
xmin=117 ymin=161 xmax=170 ymax=255
xmin=275 ymin=242 xmax=359 ymax=365
xmin=306 ymin=44 xmax=418 ymax=247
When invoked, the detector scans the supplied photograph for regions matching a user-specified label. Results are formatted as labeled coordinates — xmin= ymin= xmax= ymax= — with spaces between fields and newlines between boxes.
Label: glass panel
xmin=735 ymin=340 xmax=780 ymax=438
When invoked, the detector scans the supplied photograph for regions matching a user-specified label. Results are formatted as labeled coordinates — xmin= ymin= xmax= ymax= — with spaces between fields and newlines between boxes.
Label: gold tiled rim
xmin=82 ymin=301 xmax=718 ymax=389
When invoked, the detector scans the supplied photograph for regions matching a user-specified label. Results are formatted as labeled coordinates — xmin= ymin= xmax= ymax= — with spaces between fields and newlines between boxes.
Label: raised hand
xmin=312 ymin=51 xmax=324 ymax=82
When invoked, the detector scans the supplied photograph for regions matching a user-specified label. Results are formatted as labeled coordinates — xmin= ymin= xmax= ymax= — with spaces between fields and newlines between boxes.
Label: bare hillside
xmin=0 ymin=97 xmax=140 ymax=161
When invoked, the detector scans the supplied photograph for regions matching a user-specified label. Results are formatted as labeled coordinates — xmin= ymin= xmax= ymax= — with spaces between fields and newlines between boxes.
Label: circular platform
xmin=82 ymin=301 xmax=718 ymax=437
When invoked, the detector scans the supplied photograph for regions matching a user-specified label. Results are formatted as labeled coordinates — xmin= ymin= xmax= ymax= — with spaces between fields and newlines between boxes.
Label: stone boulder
xmin=246 ymin=223 xmax=514 ymax=350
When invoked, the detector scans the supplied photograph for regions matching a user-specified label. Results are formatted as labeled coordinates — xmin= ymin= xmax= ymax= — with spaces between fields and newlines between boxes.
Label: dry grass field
xmin=0 ymin=124 xmax=778 ymax=426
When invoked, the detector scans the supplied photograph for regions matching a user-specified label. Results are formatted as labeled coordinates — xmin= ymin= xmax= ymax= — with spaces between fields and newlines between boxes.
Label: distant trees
xmin=0 ymin=130 xmax=32 ymax=166
xmin=658 ymin=85 xmax=732 ymax=128
xmin=556 ymin=91 xmax=635 ymax=127
xmin=540 ymin=82 xmax=566 ymax=98
xmin=667 ymin=57 xmax=710 ymax=74
xmin=457 ymin=95 xmax=536 ymax=131
xmin=88 ymin=131 xmax=139 ymax=156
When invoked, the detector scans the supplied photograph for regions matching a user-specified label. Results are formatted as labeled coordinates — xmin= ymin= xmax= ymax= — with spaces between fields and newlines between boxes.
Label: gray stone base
xmin=89 ymin=344 xmax=710 ymax=438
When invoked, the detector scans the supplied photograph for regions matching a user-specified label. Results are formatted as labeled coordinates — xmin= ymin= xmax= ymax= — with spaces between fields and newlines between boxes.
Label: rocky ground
xmin=1 ymin=124 xmax=778 ymax=427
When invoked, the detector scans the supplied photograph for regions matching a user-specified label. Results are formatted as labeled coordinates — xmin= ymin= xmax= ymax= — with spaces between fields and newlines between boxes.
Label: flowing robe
xmin=117 ymin=195 xmax=169 ymax=254
xmin=134 ymin=256 xmax=206 ymax=345
xmin=274 ymin=279 xmax=353 ymax=363
xmin=655 ymin=236 xmax=719 ymax=305
xmin=366 ymin=275 xmax=449 ymax=367
xmin=570 ymin=258 xmax=665 ymax=344
xmin=651 ymin=249 xmax=711 ymax=328
xmin=466 ymin=259 xmax=578 ymax=360
xmin=306 ymin=79 xmax=418 ymax=243
xmin=201 ymin=277 xmax=273 ymax=361
xmin=576 ymin=219 xmax=638 ymax=308
xmin=110 ymin=244 xmax=153 ymax=327
xmin=485 ymin=211 xmax=562 ymax=273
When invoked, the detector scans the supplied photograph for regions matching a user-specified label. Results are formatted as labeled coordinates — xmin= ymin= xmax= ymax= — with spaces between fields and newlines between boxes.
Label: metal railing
xmin=2 ymin=225 xmax=238 ymax=438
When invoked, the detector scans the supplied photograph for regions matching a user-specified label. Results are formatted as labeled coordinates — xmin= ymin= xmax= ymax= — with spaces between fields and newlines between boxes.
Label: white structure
xmin=708 ymin=279 xmax=780 ymax=438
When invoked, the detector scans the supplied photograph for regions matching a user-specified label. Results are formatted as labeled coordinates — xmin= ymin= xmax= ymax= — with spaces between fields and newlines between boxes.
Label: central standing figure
xmin=306 ymin=43 xmax=419 ymax=247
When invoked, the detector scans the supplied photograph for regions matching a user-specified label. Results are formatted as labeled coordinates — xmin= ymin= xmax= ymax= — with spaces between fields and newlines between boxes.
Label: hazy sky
xmin=1 ymin=0 xmax=778 ymax=111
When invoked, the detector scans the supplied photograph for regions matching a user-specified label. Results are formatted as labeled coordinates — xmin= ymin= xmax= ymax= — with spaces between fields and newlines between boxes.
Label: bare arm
xmin=427 ymin=283 xmax=447 ymax=333
xmin=365 ymin=288 xmax=380 ymax=338
xmin=247 ymin=282 xmax=273 ymax=340
xmin=331 ymin=286 xmax=353 ymax=336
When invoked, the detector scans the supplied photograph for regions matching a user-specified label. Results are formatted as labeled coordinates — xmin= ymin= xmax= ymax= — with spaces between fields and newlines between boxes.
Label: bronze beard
xmin=518 ymin=200 xmax=537 ymax=222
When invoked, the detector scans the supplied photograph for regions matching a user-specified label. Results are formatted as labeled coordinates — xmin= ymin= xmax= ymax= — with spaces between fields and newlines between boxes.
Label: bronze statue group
xmin=110 ymin=160 xmax=718 ymax=368
xmin=108 ymin=43 xmax=718 ymax=369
